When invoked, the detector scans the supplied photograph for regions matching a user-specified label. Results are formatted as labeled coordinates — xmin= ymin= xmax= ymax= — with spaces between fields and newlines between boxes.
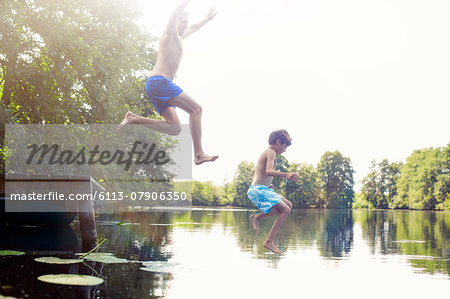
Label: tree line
xmin=361 ymin=145 xmax=449 ymax=210
xmin=193 ymin=150 xmax=355 ymax=209
xmin=192 ymin=145 xmax=449 ymax=210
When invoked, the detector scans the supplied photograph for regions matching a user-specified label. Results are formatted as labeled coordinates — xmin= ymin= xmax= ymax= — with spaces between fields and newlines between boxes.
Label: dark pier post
xmin=78 ymin=201 xmax=97 ymax=252
xmin=77 ymin=177 xmax=103 ymax=252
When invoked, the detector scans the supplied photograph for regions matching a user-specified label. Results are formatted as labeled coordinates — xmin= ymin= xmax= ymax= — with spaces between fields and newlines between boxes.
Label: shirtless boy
xmin=247 ymin=130 xmax=300 ymax=254
xmin=117 ymin=0 xmax=218 ymax=165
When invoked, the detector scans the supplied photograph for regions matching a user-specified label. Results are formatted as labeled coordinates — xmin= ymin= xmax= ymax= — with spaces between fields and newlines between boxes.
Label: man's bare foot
xmin=116 ymin=111 xmax=136 ymax=132
xmin=250 ymin=214 xmax=260 ymax=234
xmin=194 ymin=153 xmax=218 ymax=165
xmin=263 ymin=241 xmax=283 ymax=255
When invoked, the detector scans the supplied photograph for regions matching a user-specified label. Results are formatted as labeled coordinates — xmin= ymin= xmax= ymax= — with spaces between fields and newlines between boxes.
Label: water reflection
xmin=0 ymin=225 xmax=79 ymax=251
xmin=0 ymin=226 xmax=102 ymax=299
xmin=92 ymin=212 xmax=174 ymax=298
xmin=95 ymin=209 xmax=448 ymax=274
xmin=320 ymin=210 xmax=353 ymax=258
xmin=1 ymin=209 xmax=448 ymax=298
xmin=95 ymin=212 xmax=173 ymax=262
xmin=356 ymin=210 xmax=449 ymax=274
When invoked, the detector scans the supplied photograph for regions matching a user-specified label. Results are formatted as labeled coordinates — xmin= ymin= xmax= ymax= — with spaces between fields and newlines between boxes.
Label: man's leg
xmin=263 ymin=200 xmax=291 ymax=254
xmin=168 ymin=92 xmax=218 ymax=165
xmin=116 ymin=109 xmax=181 ymax=136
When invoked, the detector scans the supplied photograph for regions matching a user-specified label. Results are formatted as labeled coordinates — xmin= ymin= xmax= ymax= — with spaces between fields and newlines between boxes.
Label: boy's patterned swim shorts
xmin=247 ymin=185 xmax=282 ymax=214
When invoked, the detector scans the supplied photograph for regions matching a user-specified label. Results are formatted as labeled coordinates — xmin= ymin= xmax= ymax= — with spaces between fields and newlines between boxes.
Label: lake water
xmin=0 ymin=209 xmax=449 ymax=298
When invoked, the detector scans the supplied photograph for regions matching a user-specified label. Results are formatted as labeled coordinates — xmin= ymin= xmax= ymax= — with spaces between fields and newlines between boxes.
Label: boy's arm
xmin=166 ymin=0 xmax=191 ymax=35
xmin=182 ymin=7 xmax=217 ymax=39
xmin=265 ymin=150 xmax=300 ymax=182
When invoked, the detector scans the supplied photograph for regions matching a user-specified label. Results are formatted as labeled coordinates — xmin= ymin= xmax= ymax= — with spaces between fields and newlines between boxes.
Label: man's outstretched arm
xmin=166 ymin=0 xmax=191 ymax=35
xmin=182 ymin=7 xmax=217 ymax=39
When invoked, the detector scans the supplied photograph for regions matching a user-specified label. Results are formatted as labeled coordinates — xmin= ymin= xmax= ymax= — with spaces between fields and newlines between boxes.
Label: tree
xmin=361 ymin=159 xmax=402 ymax=209
xmin=221 ymin=182 xmax=235 ymax=206
xmin=361 ymin=161 xmax=378 ymax=207
xmin=382 ymin=160 xmax=402 ymax=207
xmin=230 ymin=161 xmax=255 ymax=207
xmin=192 ymin=181 xmax=215 ymax=206
xmin=1 ymin=0 xmax=157 ymax=172
xmin=392 ymin=145 xmax=449 ymax=210
xmin=285 ymin=162 xmax=322 ymax=208
xmin=317 ymin=151 xmax=354 ymax=209
xmin=271 ymin=155 xmax=289 ymax=193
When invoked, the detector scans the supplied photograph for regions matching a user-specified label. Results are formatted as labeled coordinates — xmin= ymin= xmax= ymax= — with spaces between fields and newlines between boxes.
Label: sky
xmin=136 ymin=0 xmax=450 ymax=190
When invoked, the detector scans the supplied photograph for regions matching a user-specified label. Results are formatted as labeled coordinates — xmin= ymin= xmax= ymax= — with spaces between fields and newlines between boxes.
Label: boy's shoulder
xmin=260 ymin=148 xmax=276 ymax=159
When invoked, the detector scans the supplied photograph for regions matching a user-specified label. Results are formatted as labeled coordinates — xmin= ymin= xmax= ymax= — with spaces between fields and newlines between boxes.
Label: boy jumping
xmin=247 ymin=130 xmax=300 ymax=254
xmin=117 ymin=0 xmax=218 ymax=165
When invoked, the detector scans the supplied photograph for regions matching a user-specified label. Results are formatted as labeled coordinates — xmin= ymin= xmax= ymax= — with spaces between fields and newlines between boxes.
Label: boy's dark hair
xmin=268 ymin=129 xmax=291 ymax=146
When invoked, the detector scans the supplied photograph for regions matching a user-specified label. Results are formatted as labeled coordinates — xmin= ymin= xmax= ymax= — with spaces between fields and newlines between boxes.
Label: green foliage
xmin=0 ymin=0 xmax=165 ymax=176
xmin=285 ymin=162 xmax=322 ymax=208
xmin=214 ymin=185 xmax=232 ymax=206
xmin=317 ymin=151 xmax=355 ymax=209
xmin=392 ymin=144 xmax=450 ymax=210
xmin=361 ymin=159 xmax=402 ymax=209
xmin=272 ymin=155 xmax=289 ymax=193
xmin=192 ymin=181 xmax=214 ymax=206
xmin=191 ymin=181 xmax=231 ymax=206
xmin=229 ymin=161 xmax=255 ymax=207
xmin=352 ymin=193 xmax=373 ymax=209
xmin=1 ymin=0 xmax=156 ymax=130
xmin=221 ymin=182 xmax=235 ymax=206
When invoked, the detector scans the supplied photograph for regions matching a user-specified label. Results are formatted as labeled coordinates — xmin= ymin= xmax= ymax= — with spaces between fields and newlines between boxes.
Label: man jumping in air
xmin=117 ymin=0 xmax=218 ymax=165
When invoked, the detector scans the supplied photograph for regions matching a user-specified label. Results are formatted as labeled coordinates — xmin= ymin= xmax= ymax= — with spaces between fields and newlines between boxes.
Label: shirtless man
xmin=117 ymin=0 xmax=218 ymax=165
xmin=247 ymin=130 xmax=300 ymax=254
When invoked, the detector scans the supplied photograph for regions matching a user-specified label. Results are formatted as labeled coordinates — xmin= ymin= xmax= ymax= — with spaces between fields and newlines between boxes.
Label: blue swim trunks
xmin=146 ymin=76 xmax=183 ymax=114
xmin=247 ymin=185 xmax=282 ymax=214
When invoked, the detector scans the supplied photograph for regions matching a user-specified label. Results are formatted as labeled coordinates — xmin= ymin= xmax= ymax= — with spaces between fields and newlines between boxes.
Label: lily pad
xmin=38 ymin=274 xmax=103 ymax=286
xmin=95 ymin=221 xmax=121 ymax=226
xmin=34 ymin=257 xmax=84 ymax=264
xmin=140 ymin=261 xmax=179 ymax=273
xmin=117 ymin=222 xmax=140 ymax=226
xmin=0 ymin=295 xmax=18 ymax=299
xmin=0 ymin=251 xmax=25 ymax=256
xmin=392 ymin=240 xmax=427 ymax=243
xmin=76 ymin=252 xmax=128 ymax=264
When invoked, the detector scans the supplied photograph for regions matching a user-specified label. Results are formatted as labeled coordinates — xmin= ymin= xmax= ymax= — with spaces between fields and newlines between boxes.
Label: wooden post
xmin=77 ymin=177 xmax=103 ymax=252
xmin=78 ymin=204 xmax=97 ymax=252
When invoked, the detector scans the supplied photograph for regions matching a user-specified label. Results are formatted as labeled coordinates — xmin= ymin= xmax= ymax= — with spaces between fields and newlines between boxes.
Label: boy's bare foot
xmin=250 ymin=214 xmax=260 ymax=234
xmin=116 ymin=111 xmax=136 ymax=132
xmin=194 ymin=153 xmax=218 ymax=165
xmin=263 ymin=241 xmax=283 ymax=255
